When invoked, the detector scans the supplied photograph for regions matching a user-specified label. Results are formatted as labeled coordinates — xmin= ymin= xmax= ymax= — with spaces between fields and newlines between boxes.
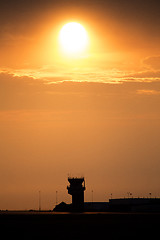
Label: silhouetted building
xmin=84 ymin=202 xmax=109 ymax=212
xmin=67 ymin=177 xmax=86 ymax=211
xmin=109 ymin=198 xmax=160 ymax=212
xmin=53 ymin=201 xmax=72 ymax=212
xmin=53 ymin=177 xmax=160 ymax=212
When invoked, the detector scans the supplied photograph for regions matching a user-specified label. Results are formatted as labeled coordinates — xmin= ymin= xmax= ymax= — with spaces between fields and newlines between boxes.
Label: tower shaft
xmin=67 ymin=177 xmax=86 ymax=211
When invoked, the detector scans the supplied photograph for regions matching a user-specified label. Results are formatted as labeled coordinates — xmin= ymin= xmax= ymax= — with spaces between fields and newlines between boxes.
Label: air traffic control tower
xmin=67 ymin=177 xmax=86 ymax=211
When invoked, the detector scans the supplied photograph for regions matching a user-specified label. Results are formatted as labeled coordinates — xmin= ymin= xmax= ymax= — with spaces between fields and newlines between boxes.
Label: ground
xmin=0 ymin=212 xmax=160 ymax=239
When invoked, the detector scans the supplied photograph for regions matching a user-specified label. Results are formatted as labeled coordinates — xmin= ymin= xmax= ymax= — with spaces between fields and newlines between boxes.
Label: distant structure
xmin=53 ymin=177 xmax=160 ymax=212
xmin=109 ymin=198 xmax=160 ymax=212
xmin=67 ymin=177 xmax=86 ymax=211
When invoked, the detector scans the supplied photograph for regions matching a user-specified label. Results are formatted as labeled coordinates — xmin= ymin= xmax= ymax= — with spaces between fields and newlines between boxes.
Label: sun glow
xmin=59 ymin=22 xmax=89 ymax=55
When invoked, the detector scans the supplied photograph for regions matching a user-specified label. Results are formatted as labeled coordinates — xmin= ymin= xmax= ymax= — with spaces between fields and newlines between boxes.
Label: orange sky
xmin=0 ymin=0 xmax=160 ymax=210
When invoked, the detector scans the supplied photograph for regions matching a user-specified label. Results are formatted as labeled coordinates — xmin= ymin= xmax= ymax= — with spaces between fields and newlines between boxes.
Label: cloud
xmin=143 ymin=56 xmax=160 ymax=70
xmin=136 ymin=89 xmax=160 ymax=95
xmin=0 ymin=71 xmax=49 ymax=110
xmin=123 ymin=70 xmax=160 ymax=83
xmin=1 ymin=66 xmax=125 ymax=84
xmin=0 ymin=70 xmax=160 ymax=125
xmin=2 ymin=62 xmax=160 ymax=89
xmin=2 ymin=65 xmax=160 ymax=99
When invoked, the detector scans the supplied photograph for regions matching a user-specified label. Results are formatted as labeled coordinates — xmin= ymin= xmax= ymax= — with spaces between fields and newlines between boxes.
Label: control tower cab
xmin=67 ymin=177 xmax=86 ymax=211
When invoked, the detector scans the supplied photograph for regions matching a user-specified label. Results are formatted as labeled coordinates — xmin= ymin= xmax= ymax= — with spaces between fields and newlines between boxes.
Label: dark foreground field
xmin=0 ymin=212 xmax=160 ymax=239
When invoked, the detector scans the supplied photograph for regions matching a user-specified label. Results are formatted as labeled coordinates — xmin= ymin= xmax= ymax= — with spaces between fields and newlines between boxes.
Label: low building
xmin=109 ymin=198 xmax=160 ymax=212
xmin=84 ymin=202 xmax=109 ymax=212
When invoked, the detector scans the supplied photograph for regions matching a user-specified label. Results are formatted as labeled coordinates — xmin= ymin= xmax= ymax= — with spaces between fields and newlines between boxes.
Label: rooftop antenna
xmin=39 ymin=190 xmax=41 ymax=211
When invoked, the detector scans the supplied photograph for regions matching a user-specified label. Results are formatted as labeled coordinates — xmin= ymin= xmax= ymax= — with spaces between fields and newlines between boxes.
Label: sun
xmin=59 ymin=22 xmax=89 ymax=55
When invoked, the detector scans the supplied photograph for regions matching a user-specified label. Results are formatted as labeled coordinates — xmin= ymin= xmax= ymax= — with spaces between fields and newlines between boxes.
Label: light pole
xmin=39 ymin=190 xmax=41 ymax=211
xmin=127 ymin=192 xmax=132 ymax=198
xmin=56 ymin=191 xmax=58 ymax=206
xmin=110 ymin=193 xmax=112 ymax=199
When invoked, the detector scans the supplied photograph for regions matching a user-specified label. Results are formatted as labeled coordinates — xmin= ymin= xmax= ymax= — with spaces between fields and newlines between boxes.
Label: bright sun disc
xmin=59 ymin=22 xmax=88 ymax=55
